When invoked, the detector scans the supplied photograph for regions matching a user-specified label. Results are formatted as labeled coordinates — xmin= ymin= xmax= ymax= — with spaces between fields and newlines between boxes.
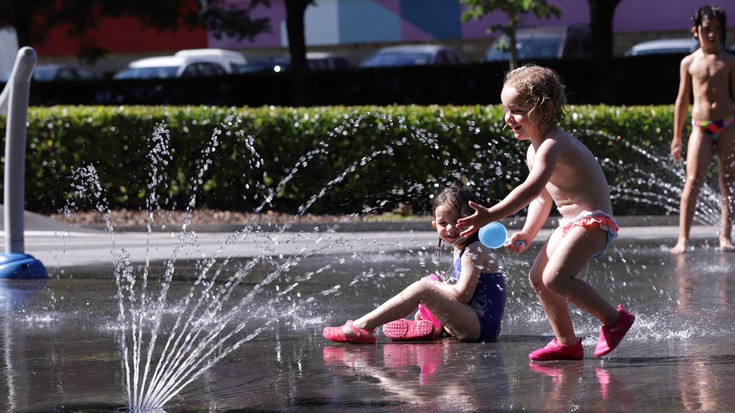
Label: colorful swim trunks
xmin=560 ymin=210 xmax=619 ymax=258
xmin=692 ymin=114 xmax=735 ymax=140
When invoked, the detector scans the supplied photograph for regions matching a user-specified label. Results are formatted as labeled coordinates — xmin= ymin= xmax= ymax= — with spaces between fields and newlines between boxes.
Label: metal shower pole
xmin=0 ymin=46 xmax=47 ymax=278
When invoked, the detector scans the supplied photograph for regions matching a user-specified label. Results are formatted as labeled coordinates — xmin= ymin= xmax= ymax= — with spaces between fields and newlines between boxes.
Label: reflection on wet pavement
xmin=1 ymin=240 xmax=735 ymax=411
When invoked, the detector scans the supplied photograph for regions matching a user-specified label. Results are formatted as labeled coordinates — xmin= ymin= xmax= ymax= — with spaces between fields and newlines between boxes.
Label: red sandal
xmin=323 ymin=320 xmax=376 ymax=344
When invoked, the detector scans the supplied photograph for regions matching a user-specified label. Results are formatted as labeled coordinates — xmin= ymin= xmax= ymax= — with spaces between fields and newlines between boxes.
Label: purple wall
xmin=463 ymin=0 xmax=735 ymax=38
xmin=614 ymin=1 xmax=733 ymax=32
xmin=211 ymin=0 xmax=735 ymax=49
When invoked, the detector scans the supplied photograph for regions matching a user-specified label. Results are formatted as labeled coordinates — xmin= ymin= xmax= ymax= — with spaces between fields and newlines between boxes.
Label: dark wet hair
xmin=503 ymin=65 xmax=566 ymax=126
xmin=692 ymin=4 xmax=727 ymax=46
xmin=432 ymin=185 xmax=486 ymax=246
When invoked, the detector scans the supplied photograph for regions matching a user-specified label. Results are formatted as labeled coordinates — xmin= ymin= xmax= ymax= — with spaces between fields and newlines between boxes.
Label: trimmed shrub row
xmin=0 ymin=104 xmax=684 ymax=217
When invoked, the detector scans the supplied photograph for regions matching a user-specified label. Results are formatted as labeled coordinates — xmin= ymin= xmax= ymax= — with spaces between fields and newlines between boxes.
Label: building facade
xmin=33 ymin=0 xmax=735 ymax=73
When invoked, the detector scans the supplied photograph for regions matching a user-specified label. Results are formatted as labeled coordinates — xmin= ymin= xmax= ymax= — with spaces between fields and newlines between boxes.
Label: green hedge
xmin=0 ymin=104 xmax=687 ymax=217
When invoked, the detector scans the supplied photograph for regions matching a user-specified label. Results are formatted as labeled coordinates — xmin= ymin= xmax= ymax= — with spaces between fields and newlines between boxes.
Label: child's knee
xmin=528 ymin=270 xmax=545 ymax=292
xmin=530 ymin=269 xmax=566 ymax=294
xmin=542 ymin=275 xmax=566 ymax=293
xmin=408 ymin=279 xmax=435 ymax=299
xmin=415 ymin=278 xmax=434 ymax=291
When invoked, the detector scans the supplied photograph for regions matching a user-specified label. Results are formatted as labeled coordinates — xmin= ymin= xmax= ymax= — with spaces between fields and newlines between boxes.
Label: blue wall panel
xmin=338 ymin=0 xmax=401 ymax=43
xmin=400 ymin=0 xmax=462 ymax=39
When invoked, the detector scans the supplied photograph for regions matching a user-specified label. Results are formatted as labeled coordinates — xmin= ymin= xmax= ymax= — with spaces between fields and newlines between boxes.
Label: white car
xmin=174 ymin=48 xmax=247 ymax=73
xmin=624 ymin=38 xmax=699 ymax=56
xmin=0 ymin=27 xmax=18 ymax=78
xmin=114 ymin=48 xmax=246 ymax=79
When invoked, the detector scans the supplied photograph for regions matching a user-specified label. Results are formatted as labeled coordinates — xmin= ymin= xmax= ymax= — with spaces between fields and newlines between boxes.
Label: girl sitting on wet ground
xmin=323 ymin=186 xmax=506 ymax=344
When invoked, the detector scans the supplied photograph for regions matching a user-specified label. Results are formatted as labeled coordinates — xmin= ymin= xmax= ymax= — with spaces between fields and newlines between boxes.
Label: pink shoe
xmin=529 ymin=338 xmax=584 ymax=361
xmin=594 ymin=305 xmax=635 ymax=357
xmin=323 ymin=320 xmax=376 ymax=344
xmin=383 ymin=319 xmax=435 ymax=341
xmin=418 ymin=304 xmax=444 ymax=336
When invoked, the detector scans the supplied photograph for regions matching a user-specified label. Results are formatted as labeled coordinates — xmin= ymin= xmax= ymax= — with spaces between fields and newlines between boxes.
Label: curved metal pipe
xmin=3 ymin=47 xmax=37 ymax=254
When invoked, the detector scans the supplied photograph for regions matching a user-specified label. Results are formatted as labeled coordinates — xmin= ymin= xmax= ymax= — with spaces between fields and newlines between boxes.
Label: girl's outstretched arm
xmin=459 ymin=140 xmax=557 ymax=238
xmin=456 ymin=200 xmax=493 ymax=237
xmin=525 ymin=187 xmax=553 ymax=234
xmin=507 ymin=187 xmax=553 ymax=251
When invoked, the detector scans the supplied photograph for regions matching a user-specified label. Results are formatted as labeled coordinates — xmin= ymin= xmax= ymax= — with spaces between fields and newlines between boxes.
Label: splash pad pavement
xmin=0 ymin=213 xmax=733 ymax=412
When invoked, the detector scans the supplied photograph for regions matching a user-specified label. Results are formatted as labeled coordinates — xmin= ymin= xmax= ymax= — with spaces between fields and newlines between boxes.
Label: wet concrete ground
xmin=1 ymin=219 xmax=734 ymax=412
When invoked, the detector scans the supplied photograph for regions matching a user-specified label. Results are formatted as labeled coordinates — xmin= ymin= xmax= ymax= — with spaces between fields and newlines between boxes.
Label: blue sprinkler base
xmin=0 ymin=253 xmax=48 ymax=279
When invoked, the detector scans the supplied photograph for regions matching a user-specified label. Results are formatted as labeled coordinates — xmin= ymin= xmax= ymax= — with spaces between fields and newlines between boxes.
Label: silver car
xmin=360 ymin=44 xmax=464 ymax=67
xmin=485 ymin=24 xmax=593 ymax=61
xmin=624 ymin=38 xmax=699 ymax=56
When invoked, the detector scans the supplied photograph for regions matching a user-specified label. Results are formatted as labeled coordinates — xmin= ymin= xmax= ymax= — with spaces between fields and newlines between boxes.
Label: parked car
xmin=0 ymin=26 xmax=18 ymax=79
xmin=238 ymin=57 xmax=292 ymax=73
xmin=33 ymin=64 xmax=101 ymax=81
xmin=1 ymin=63 xmax=100 ymax=82
xmin=624 ymin=38 xmax=699 ymax=56
xmin=114 ymin=56 xmax=226 ymax=79
xmin=359 ymin=44 xmax=464 ymax=67
xmin=173 ymin=48 xmax=247 ymax=73
xmin=237 ymin=53 xmax=352 ymax=73
xmin=113 ymin=48 xmax=245 ymax=79
xmin=306 ymin=52 xmax=353 ymax=70
xmin=485 ymin=24 xmax=592 ymax=61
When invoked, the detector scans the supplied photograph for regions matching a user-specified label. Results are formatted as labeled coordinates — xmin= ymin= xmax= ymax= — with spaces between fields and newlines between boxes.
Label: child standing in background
xmin=670 ymin=4 xmax=735 ymax=254
xmin=458 ymin=65 xmax=634 ymax=361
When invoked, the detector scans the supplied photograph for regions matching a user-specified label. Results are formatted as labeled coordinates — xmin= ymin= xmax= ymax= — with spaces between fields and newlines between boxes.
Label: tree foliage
xmin=0 ymin=0 xmax=272 ymax=64
xmin=459 ymin=0 xmax=561 ymax=70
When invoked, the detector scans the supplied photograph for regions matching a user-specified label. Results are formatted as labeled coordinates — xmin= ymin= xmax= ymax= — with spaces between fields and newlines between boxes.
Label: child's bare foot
xmin=670 ymin=240 xmax=689 ymax=254
xmin=720 ymin=238 xmax=735 ymax=252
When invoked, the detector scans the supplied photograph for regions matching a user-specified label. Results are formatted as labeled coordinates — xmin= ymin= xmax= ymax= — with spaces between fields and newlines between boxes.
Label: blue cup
xmin=478 ymin=222 xmax=507 ymax=249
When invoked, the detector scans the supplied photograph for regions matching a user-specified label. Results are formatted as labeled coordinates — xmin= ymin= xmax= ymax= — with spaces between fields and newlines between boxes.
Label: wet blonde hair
xmin=503 ymin=65 xmax=566 ymax=126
